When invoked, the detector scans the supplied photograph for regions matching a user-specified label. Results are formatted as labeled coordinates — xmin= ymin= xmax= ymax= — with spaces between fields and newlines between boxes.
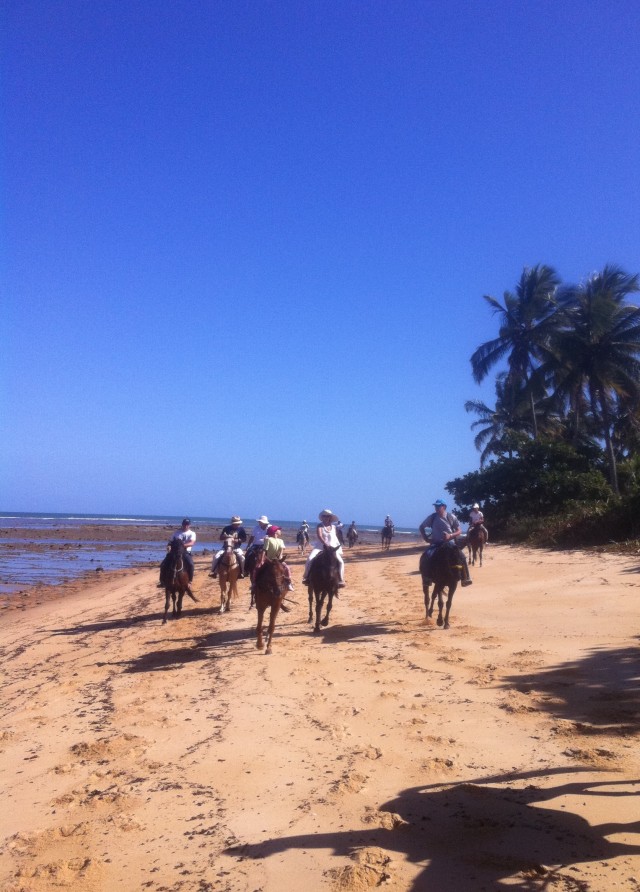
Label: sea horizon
xmin=0 ymin=511 xmax=423 ymax=595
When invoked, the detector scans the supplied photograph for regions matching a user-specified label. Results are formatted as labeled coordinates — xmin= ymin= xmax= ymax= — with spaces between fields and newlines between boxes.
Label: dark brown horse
xmin=346 ymin=526 xmax=358 ymax=548
xmin=381 ymin=526 xmax=393 ymax=550
xmin=419 ymin=544 xmax=460 ymax=629
xmin=163 ymin=538 xmax=198 ymax=623
xmin=467 ymin=525 xmax=487 ymax=566
xmin=307 ymin=545 xmax=340 ymax=633
xmin=254 ymin=560 xmax=289 ymax=654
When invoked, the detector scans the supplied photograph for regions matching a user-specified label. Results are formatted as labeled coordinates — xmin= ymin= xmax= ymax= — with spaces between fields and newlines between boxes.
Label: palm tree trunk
xmin=529 ymin=390 xmax=538 ymax=439
xmin=598 ymin=391 xmax=619 ymax=496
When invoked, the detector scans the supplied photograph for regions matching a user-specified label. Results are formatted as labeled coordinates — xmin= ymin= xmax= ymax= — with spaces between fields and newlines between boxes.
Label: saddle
xmin=422 ymin=542 xmax=462 ymax=582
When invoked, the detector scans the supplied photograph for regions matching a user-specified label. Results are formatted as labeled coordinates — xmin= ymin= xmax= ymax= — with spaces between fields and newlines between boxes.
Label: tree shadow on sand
xmin=227 ymin=768 xmax=640 ymax=890
xmin=501 ymin=638 xmax=640 ymax=734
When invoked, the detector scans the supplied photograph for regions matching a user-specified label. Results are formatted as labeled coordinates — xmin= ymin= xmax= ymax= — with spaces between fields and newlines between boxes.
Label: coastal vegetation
xmin=453 ymin=265 xmax=640 ymax=549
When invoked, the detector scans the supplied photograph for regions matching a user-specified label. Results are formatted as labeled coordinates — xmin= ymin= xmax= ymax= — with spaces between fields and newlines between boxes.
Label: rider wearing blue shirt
xmin=419 ymin=499 xmax=472 ymax=586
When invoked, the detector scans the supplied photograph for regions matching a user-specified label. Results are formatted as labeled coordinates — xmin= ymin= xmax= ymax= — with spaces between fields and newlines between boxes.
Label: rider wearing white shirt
xmin=159 ymin=518 xmax=196 ymax=586
xmin=302 ymin=509 xmax=346 ymax=586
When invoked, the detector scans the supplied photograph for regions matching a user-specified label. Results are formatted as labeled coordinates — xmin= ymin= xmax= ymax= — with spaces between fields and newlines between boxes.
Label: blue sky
xmin=2 ymin=0 xmax=639 ymax=526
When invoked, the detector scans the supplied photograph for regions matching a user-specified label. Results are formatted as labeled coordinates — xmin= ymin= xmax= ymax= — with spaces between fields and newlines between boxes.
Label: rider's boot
xmin=210 ymin=558 xmax=219 ymax=578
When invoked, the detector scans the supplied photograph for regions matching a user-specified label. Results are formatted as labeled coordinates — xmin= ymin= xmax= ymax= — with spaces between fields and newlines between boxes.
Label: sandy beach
xmin=1 ymin=540 xmax=639 ymax=891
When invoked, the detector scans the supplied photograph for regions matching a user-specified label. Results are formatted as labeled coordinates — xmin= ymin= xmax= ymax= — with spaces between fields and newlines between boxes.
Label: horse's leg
xmin=443 ymin=582 xmax=457 ymax=629
xmin=265 ymin=602 xmax=280 ymax=655
xmin=435 ymin=586 xmax=444 ymax=626
xmin=227 ymin=571 xmax=237 ymax=612
xmin=428 ymin=585 xmax=437 ymax=618
xmin=307 ymin=585 xmax=314 ymax=624
xmin=422 ymin=579 xmax=431 ymax=619
xmin=176 ymin=591 xmax=184 ymax=617
xmin=321 ymin=590 xmax=333 ymax=627
xmin=218 ymin=573 xmax=227 ymax=614
xmin=163 ymin=588 xmax=171 ymax=623
xmin=314 ymin=591 xmax=326 ymax=634
xmin=479 ymin=543 xmax=483 ymax=567
xmin=172 ymin=592 xmax=178 ymax=618
xmin=256 ymin=601 xmax=266 ymax=651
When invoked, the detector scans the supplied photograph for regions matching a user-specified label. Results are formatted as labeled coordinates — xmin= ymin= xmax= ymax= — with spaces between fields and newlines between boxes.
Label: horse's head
xmin=222 ymin=535 xmax=236 ymax=551
xmin=170 ymin=537 xmax=185 ymax=555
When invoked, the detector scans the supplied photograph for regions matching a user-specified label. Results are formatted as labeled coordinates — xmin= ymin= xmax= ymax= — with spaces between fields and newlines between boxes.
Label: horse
xmin=347 ymin=527 xmax=358 ymax=548
xmin=254 ymin=560 xmax=289 ymax=654
xmin=381 ymin=525 xmax=393 ymax=550
xmin=307 ymin=545 xmax=341 ymax=634
xmin=162 ymin=538 xmax=198 ymax=623
xmin=296 ymin=529 xmax=309 ymax=554
xmin=217 ymin=536 xmax=240 ymax=614
xmin=467 ymin=524 xmax=487 ymax=567
xmin=244 ymin=544 xmax=262 ymax=609
xmin=418 ymin=544 xmax=461 ymax=629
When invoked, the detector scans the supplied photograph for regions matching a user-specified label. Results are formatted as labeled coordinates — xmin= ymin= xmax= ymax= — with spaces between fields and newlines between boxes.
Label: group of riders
xmin=158 ymin=500 xmax=488 ymax=593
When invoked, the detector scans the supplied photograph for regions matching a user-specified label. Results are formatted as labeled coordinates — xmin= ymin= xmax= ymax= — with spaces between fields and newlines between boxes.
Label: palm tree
xmin=465 ymin=374 xmax=533 ymax=465
xmin=547 ymin=265 xmax=640 ymax=495
xmin=470 ymin=265 xmax=561 ymax=438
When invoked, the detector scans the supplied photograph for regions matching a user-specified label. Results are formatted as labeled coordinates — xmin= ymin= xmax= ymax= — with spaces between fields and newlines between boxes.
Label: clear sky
xmin=2 ymin=0 xmax=639 ymax=526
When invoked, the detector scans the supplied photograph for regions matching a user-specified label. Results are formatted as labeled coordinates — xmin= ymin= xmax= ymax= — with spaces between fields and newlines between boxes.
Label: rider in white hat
xmin=469 ymin=503 xmax=488 ymax=541
xmin=302 ymin=509 xmax=346 ymax=587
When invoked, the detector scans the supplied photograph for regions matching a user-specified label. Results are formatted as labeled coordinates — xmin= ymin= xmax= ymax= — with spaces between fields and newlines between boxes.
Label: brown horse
xmin=163 ymin=538 xmax=198 ymax=623
xmin=381 ymin=526 xmax=393 ymax=550
xmin=307 ymin=545 xmax=340 ymax=633
xmin=467 ymin=525 xmax=487 ymax=567
xmin=254 ymin=560 xmax=289 ymax=654
xmin=419 ymin=545 xmax=460 ymax=629
xmin=218 ymin=537 xmax=240 ymax=614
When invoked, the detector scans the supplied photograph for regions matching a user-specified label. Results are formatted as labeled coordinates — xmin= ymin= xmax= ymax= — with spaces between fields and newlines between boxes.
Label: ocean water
xmin=0 ymin=512 xmax=420 ymax=595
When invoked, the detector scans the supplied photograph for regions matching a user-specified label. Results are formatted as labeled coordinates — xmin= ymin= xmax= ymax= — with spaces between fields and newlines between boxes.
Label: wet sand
xmin=1 ymin=543 xmax=639 ymax=891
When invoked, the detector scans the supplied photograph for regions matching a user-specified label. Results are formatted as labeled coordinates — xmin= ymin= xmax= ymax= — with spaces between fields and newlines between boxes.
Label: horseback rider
xmin=347 ymin=521 xmax=358 ymax=544
xmin=159 ymin=518 xmax=196 ymax=587
xmin=297 ymin=520 xmax=310 ymax=545
xmin=469 ymin=503 xmax=489 ymax=542
xmin=254 ymin=525 xmax=294 ymax=613
xmin=419 ymin=499 xmax=472 ymax=587
xmin=302 ymin=509 xmax=346 ymax=587
xmin=384 ymin=515 xmax=395 ymax=534
xmin=211 ymin=516 xmax=247 ymax=578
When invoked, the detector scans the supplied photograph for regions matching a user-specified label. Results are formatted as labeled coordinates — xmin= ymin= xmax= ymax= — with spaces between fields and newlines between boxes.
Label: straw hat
xmin=230 ymin=516 xmax=242 ymax=525
xmin=319 ymin=509 xmax=339 ymax=523
xmin=256 ymin=515 xmax=269 ymax=525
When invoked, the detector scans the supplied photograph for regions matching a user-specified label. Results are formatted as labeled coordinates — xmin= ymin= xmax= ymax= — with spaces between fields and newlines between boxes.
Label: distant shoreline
xmin=0 ymin=517 xmax=423 ymax=597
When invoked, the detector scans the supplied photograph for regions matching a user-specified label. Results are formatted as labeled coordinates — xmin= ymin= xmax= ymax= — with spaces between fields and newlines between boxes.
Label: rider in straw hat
xmin=302 ymin=509 xmax=346 ymax=587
